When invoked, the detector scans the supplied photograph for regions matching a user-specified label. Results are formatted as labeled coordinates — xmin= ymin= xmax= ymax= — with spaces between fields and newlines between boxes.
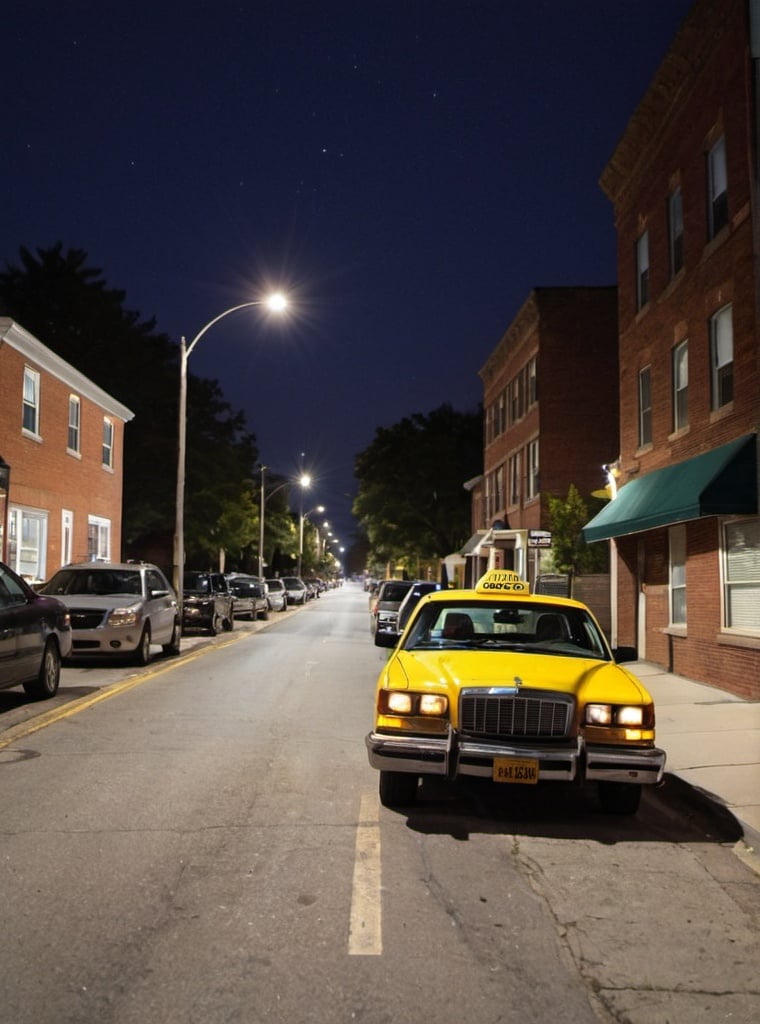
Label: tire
xmin=23 ymin=639 xmax=61 ymax=700
xmin=134 ymin=624 xmax=151 ymax=666
xmin=223 ymin=606 xmax=234 ymax=631
xmin=162 ymin=619 xmax=181 ymax=656
xmin=257 ymin=607 xmax=269 ymax=621
xmin=208 ymin=615 xmax=220 ymax=636
xmin=379 ymin=771 xmax=419 ymax=808
xmin=598 ymin=781 xmax=642 ymax=816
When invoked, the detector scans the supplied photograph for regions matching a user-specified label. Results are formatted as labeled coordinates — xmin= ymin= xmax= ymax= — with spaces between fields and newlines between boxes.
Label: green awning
xmin=583 ymin=434 xmax=758 ymax=543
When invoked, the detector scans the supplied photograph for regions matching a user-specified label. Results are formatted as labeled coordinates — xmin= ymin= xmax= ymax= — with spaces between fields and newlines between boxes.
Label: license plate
xmin=493 ymin=758 xmax=539 ymax=784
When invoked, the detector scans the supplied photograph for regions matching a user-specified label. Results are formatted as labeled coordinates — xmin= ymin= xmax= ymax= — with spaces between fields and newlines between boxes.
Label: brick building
xmin=583 ymin=0 xmax=760 ymax=699
xmin=465 ymin=287 xmax=618 ymax=587
xmin=0 ymin=318 xmax=134 ymax=580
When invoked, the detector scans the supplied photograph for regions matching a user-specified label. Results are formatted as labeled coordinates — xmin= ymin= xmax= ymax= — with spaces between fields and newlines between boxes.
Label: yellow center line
xmin=348 ymin=791 xmax=382 ymax=955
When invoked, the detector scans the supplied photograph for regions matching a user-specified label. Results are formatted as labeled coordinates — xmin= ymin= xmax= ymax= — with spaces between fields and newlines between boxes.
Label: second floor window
xmin=669 ymin=525 xmax=687 ymax=626
xmin=526 ymin=440 xmax=539 ymax=500
xmin=638 ymin=366 xmax=652 ymax=447
xmin=508 ymin=452 xmax=520 ymax=506
xmin=710 ymin=305 xmax=733 ymax=410
xmin=102 ymin=418 xmax=114 ymax=468
xmin=672 ymin=340 xmax=688 ymax=431
xmin=635 ymin=231 xmax=649 ymax=310
xmin=68 ymin=396 xmax=81 ymax=453
xmin=22 ymin=367 xmax=40 ymax=435
xmin=707 ymin=135 xmax=728 ymax=239
xmin=668 ymin=188 xmax=684 ymax=277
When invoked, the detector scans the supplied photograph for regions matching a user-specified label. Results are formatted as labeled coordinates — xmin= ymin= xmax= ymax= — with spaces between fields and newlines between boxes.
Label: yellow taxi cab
xmin=366 ymin=569 xmax=666 ymax=815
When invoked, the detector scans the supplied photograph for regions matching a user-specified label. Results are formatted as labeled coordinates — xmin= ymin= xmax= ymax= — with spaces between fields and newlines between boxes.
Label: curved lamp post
xmin=298 ymin=502 xmax=325 ymax=577
xmin=258 ymin=468 xmax=310 ymax=578
xmin=173 ymin=294 xmax=288 ymax=598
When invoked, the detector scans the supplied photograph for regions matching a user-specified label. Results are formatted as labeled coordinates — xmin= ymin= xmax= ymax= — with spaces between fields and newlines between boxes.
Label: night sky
xmin=4 ymin=1 xmax=694 ymax=549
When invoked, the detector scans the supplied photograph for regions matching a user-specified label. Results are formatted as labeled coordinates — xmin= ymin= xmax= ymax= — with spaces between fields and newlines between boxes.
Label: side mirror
xmin=612 ymin=645 xmax=638 ymax=664
xmin=374 ymin=630 xmax=399 ymax=649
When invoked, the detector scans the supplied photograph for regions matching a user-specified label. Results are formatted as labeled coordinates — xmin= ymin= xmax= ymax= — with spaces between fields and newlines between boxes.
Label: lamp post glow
xmin=258 ymin=466 xmax=301 ymax=578
xmin=298 ymin=500 xmax=325 ymax=578
xmin=173 ymin=295 xmax=288 ymax=599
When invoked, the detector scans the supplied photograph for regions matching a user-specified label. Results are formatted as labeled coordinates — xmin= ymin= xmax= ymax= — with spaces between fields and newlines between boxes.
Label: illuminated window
xmin=672 ymin=340 xmax=688 ymax=431
xmin=707 ymin=135 xmax=728 ymax=239
xmin=710 ymin=305 xmax=733 ymax=410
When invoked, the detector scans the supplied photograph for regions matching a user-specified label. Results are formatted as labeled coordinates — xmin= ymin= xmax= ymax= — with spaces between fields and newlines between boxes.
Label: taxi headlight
xmin=382 ymin=692 xmax=448 ymax=717
xmin=585 ymin=704 xmax=645 ymax=727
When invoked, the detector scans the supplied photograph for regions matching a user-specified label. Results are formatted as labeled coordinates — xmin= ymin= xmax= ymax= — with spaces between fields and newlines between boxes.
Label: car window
xmin=379 ymin=582 xmax=412 ymax=603
xmin=403 ymin=600 xmax=609 ymax=659
xmin=43 ymin=569 xmax=142 ymax=596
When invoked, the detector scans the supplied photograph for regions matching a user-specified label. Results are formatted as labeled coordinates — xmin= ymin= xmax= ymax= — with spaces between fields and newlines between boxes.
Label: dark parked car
xmin=369 ymin=578 xmax=416 ymax=637
xmin=0 ymin=561 xmax=72 ymax=699
xmin=39 ymin=561 xmax=179 ymax=665
xmin=182 ymin=572 xmax=234 ymax=635
xmin=374 ymin=580 xmax=442 ymax=646
xmin=226 ymin=575 xmax=269 ymax=621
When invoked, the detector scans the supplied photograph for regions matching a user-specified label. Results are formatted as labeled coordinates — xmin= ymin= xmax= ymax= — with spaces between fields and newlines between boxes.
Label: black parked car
xmin=0 ymin=561 xmax=72 ymax=699
xmin=226 ymin=574 xmax=269 ymax=621
xmin=182 ymin=572 xmax=234 ymax=635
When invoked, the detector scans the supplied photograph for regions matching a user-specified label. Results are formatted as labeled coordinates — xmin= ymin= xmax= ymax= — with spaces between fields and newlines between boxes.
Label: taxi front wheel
xmin=379 ymin=771 xmax=419 ymax=808
xmin=597 ymin=781 xmax=642 ymax=815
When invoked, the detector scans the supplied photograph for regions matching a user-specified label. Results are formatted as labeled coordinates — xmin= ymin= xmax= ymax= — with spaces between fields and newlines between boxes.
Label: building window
xmin=88 ymin=516 xmax=111 ymax=561
xmin=102 ymin=418 xmax=114 ymax=468
xmin=7 ymin=507 xmax=48 ymax=581
xmin=707 ymin=135 xmax=728 ymax=239
xmin=710 ymin=305 xmax=733 ymax=410
xmin=723 ymin=519 xmax=760 ymax=632
xmin=668 ymin=188 xmax=684 ymax=277
xmin=672 ymin=340 xmax=688 ymax=431
xmin=635 ymin=231 xmax=649 ymax=310
xmin=638 ymin=367 xmax=652 ymax=447
xmin=527 ymin=356 xmax=537 ymax=406
xmin=485 ymin=466 xmax=505 ymax=523
xmin=669 ymin=525 xmax=687 ymax=625
xmin=508 ymin=452 xmax=521 ymax=506
xmin=61 ymin=509 xmax=74 ymax=566
xmin=526 ymin=440 xmax=539 ymax=500
xmin=68 ymin=395 xmax=81 ymax=453
xmin=22 ymin=367 xmax=40 ymax=435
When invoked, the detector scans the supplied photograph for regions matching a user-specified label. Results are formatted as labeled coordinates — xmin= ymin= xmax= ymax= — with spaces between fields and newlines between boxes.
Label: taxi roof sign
xmin=475 ymin=569 xmax=530 ymax=595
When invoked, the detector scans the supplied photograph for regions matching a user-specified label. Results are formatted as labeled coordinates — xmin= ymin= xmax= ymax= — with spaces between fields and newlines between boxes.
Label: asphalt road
xmin=1 ymin=584 xmax=758 ymax=1023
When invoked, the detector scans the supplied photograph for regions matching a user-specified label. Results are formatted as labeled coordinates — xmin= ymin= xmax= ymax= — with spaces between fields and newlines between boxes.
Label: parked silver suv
xmin=39 ymin=561 xmax=180 ymax=665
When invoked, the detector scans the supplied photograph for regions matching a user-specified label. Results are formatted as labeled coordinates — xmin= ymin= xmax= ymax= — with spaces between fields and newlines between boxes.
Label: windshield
xmin=43 ymin=569 xmax=143 ymax=597
xmin=403 ymin=599 xmax=610 ymax=660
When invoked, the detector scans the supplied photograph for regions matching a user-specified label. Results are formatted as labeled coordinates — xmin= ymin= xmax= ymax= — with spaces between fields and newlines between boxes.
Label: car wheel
xmin=134 ymin=624 xmax=152 ymax=666
xmin=223 ymin=608 xmax=234 ymax=631
xmin=162 ymin=619 xmax=181 ymax=656
xmin=208 ymin=614 xmax=220 ymax=636
xmin=597 ymin=781 xmax=642 ymax=816
xmin=257 ymin=607 xmax=269 ymax=621
xmin=23 ymin=639 xmax=61 ymax=700
xmin=379 ymin=771 xmax=419 ymax=808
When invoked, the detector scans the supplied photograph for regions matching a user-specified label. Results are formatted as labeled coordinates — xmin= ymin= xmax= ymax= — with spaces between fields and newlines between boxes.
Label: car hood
xmin=383 ymin=648 xmax=653 ymax=705
xmin=50 ymin=594 xmax=144 ymax=611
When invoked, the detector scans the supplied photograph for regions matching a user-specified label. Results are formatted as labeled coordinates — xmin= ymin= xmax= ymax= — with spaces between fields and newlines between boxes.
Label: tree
xmin=546 ymin=484 xmax=608 ymax=576
xmin=353 ymin=403 xmax=482 ymax=572
xmin=0 ymin=244 xmax=260 ymax=570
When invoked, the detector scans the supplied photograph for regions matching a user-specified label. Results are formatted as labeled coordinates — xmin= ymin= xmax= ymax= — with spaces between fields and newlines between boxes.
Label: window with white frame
xmin=102 ymin=417 xmax=114 ymax=468
xmin=68 ymin=395 xmax=81 ymax=453
xmin=707 ymin=135 xmax=728 ymax=239
xmin=87 ymin=516 xmax=111 ymax=561
xmin=526 ymin=440 xmax=539 ymax=500
xmin=723 ymin=519 xmax=760 ymax=631
xmin=635 ymin=231 xmax=649 ymax=310
xmin=710 ymin=305 xmax=733 ymax=410
xmin=672 ymin=339 xmax=688 ymax=431
xmin=638 ymin=367 xmax=652 ymax=447
xmin=61 ymin=509 xmax=74 ymax=566
xmin=508 ymin=452 xmax=520 ymax=506
xmin=7 ymin=507 xmax=48 ymax=581
xmin=668 ymin=187 xmax=684 ymax=277
xmin=22 ymin=367 xmax=40 ymax=435
xmin=669 ymin=524 xmax=687 ymax=625
xmin=527 ymin=356 xmax=537 ymax=406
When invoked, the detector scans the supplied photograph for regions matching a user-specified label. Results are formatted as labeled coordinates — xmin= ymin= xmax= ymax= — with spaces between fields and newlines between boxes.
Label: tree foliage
xmin=353 ymin=403 xmax=482 ymax=570
xmin=546 ymin=484 xmax=608 ymax=575
xmin=0 ymin=244 xmax=267 ymax=569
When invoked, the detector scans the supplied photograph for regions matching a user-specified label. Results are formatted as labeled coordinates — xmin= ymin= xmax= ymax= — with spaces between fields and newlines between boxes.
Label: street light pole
xmin=173 ymin=295 xmax=288 ymax=600
xmin=258 ymin=468 xmax=297 ymax=579
xmin=296 ymin=474 xmax=311 ymax=577
xmin=298 ymin=501 xmax=325 ymax=578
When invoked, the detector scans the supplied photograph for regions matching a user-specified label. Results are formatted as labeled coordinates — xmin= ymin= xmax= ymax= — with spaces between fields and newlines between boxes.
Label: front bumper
xmin=366 ymin=728 xmax=666 ymax=785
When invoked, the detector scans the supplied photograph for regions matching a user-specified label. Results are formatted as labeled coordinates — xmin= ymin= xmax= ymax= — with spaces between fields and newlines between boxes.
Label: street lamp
xmin=173 ymin=294 xmax=288 ymax=598
xmin=298 ymin=502 xmax=325 ymax=577
xmin=257 ymin=467 xmax=307 ymax=578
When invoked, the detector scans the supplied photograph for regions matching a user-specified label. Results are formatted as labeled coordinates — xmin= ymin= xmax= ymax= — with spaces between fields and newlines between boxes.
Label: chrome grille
xmin=460 ymin=690 xmax=573 ymax=738
xmin=70 ymin=609 xmax=106 ymax=630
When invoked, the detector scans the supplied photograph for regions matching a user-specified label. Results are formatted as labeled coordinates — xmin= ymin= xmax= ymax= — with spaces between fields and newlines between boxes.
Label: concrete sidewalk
xmin=632 ymin=660 xmax=760 ymax=852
